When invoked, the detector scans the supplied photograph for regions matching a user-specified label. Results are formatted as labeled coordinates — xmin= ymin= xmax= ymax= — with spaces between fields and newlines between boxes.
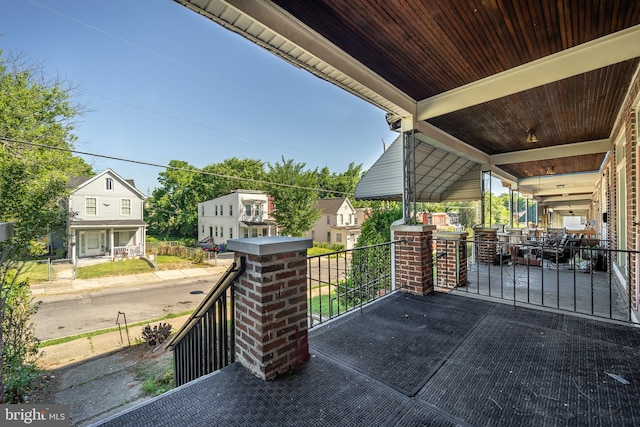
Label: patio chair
xmin=540 ymin=233 xmax=576 ymax=268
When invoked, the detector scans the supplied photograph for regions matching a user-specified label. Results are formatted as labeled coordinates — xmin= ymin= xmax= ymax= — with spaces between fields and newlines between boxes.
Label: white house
xmin=306 ymin=198 xmax=361 ymax=250
xmin=198 ymin=190 xmax=277 ymax=247
xmin=66 ymin=169 xmax=147 ymax=263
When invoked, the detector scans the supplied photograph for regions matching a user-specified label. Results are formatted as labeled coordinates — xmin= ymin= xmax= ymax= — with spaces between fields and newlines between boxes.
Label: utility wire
xmin=2 ymin=137 xmax=354 ymax=197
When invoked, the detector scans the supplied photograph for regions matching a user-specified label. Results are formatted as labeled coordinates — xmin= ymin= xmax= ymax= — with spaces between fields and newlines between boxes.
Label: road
xmin=33 ymin=277 xmax=219 ymax=341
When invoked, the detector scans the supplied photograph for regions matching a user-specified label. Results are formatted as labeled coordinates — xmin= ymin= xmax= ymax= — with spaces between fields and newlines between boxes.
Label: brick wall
xmin=392 ymin=224 xmax=435 ymax=295
xmin=473 ymin=227 xmax=497 ymax=264
xmin=434 ymin=232 xmax=468 ymax=288
xmin=228 ymin=237 xmax=312 ymax=380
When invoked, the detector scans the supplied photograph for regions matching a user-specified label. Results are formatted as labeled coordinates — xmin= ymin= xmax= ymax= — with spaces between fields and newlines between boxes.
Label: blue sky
xmin=1 ymin=0 xmax=399 ymax=195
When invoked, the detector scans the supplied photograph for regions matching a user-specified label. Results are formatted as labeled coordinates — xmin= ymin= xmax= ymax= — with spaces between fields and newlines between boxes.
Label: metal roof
xmin=355 ymin=135 xmax=481 ymax=202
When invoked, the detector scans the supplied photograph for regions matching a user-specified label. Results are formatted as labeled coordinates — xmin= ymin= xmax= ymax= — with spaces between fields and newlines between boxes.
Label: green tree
xmin=145 ymin=158 xmax=267 ymax=238
xmin=265 ymin=157 xmax=320 ymax=237
xmin=317 ymin=162 xmax=363 ymax=199
xmin=0 ymin=50 xmax=93 ymax=402
xmin=145 ymin=161 xmax=203 ymax=238
xmin=356 ymin=204 xmax=402 ymax=246
xmin=200 ymin=157 xmax=266 ymax=197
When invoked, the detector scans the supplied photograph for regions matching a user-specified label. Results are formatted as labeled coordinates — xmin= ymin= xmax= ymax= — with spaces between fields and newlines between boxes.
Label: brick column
xmin=434 ymin=231 xmax=468 ymax=289
xmin=473 ymin=227 xmax=497 ymax=264
xmin=392 ymin=224 xmax=435 ymax=295
xmin=227 ymin=236 xmax=312 ymax=380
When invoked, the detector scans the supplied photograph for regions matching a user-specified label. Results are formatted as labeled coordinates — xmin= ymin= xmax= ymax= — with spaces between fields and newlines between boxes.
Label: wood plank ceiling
xmin=176 ymin=0 xmax=640 ymax=212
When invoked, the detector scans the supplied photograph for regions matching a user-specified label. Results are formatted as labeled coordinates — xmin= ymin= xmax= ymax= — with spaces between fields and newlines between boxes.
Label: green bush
xmin=2 ymin=281 xmax=39 ymax=403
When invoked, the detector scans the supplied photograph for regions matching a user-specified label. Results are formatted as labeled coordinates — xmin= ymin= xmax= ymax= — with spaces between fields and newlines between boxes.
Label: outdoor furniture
xmin=540 ymin=233 xmax=578 ymax=267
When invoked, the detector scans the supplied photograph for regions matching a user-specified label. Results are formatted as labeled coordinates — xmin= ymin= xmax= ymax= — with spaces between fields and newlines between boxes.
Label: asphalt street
xmin=33 ymin=277 xmax=218 ymax=341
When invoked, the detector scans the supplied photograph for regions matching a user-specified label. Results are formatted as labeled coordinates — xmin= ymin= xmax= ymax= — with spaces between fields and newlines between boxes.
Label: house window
xmin=215 ymin=227 xmax=218 ymax=237
xmin=86 ymin=198 xmax=97 ymax=216
xmin=201 ymin=206 xmax=204 ymax=216
xmin=339 ymin=214 xmax=343 ymax=225
xmin=229 ymin=228 xmax=233 ymax=239
xmin=220 ymin=205 xmax=224 ymax=216
xmin=327 ymin=232 xmax=331 ymax=243
xmin=244 ymin=229 xmax=249 ymax=238
xmin=220 ymin=228 xmax=224 ymax=238
xmin=245 ymin=204 xmax=253 ymax=216
xmin=215 ymin=205 xmax=218 ymax=216
xmin=336 ymin=233 xmax=342 ymax=243
xmin=209 ymin=227 xmax=213 ymax=237
xmin=202 ymin=225 xmax=204 ymax=233
xmin=106 ymin=177 xmax=113 ymax=190
xmin=251 ymin=228 xmax=258 ymax=237
xmin=229 ymin=204 xmax=233 ymax=216
xmin=121 ymin=199 xmax=131 ymax=215
xmin=326 ymin=216 xmax=330 ymax=225
xmin=262 ymin=228 xmax=267 ymax=236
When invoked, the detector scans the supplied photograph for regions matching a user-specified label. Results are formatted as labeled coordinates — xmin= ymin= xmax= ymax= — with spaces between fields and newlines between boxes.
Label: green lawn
xmin=15 ymin=261 xmax=51 ymax=283
xmin=309 ymin=292 xmax=349 ymax=317
xmin=75 ymin=259 xmax=153 ymax=279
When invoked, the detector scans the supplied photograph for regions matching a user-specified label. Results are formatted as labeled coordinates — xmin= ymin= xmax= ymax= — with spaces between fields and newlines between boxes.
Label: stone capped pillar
xmin=473 ymin=227 xmax=498 ymax=265
xmin=392 ymin=224 xmax=435 ymax=295
xmin=227 ymin=236 xmax=312 ymax=380
xmin=434 ymin=231 xmax=468 ymax=289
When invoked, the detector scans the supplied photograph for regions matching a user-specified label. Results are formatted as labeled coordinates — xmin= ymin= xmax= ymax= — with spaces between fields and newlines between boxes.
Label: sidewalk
xmin=31 ymin=258 xmax=234 ymax=297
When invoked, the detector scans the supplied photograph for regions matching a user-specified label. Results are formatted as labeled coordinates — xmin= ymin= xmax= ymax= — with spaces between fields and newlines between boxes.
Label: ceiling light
xmin=526 ymin=129 xmax=538 ymax=143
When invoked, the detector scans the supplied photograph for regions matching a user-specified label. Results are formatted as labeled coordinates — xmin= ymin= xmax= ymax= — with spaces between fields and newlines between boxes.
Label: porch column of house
xmin=434 ymin=231 xmax=468 ymax=289
xmin=392 ymin=224 xmax=435 ymax=295
xmin=226 ymin=236 xmax=312 ymax=380
xmin=473 ymin=227 xmax=498 ymax=264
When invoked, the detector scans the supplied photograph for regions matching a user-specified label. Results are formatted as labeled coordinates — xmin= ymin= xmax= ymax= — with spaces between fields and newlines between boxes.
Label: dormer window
xmin=106 ymin=177 xmax=113 ymax=191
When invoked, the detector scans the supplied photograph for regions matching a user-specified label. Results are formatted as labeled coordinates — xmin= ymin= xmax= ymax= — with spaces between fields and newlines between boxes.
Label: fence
xmin=307 ymin=241 xmax=398 ymax=327
xmin=166 ymin=257 xmax=245 ymax=387
xmin=437 ymin=237 xmax=637 ymax=324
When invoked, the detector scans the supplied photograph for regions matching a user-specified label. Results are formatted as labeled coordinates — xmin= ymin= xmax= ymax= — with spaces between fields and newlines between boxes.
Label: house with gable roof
xmin=305 ymin=198 xmax=361 ymax=250
xmin=64 ymin=168 xmax=147 ymax=263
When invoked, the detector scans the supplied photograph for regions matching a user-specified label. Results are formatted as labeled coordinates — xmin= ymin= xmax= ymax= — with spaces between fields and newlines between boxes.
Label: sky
xmin=1 ymin=0 xmax=399 ymax=195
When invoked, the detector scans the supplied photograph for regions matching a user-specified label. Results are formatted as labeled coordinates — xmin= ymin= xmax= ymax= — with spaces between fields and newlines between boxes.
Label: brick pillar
xmin=473 ymin=227 xmax=497 ymax=264
xmin=227 ymin=236 xmax=312 ymax=380
xmin=434 ymin=231 xmax=468 ymax=289
xmin=392 ymin=224 xmax=435 ymax=295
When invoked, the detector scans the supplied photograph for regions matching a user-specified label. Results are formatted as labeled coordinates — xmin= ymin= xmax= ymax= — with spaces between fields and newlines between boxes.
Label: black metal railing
xmin=436 ymin=238 xmax=638 ymax=324
xmin=166 ymin=257 xmax=245 ymax=387
xmin=307 ymin=241 xmax=398 ymax=328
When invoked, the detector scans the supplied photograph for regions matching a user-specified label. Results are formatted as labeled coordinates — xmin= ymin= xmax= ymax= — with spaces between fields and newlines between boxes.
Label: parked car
xmin=201 ymin=243 xmax=220 ymax=253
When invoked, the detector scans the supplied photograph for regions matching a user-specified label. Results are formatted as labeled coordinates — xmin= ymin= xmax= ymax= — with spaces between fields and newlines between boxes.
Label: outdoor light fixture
xmin=526 ymin=129 xmax=539 ymax=143
xmin=546 ymin=166 xmax=555 ymax=175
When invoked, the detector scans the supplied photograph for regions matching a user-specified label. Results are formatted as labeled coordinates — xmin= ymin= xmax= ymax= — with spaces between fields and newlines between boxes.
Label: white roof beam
xmin=416 ymin=25 xmax=640 ymax=120
xmin=491 ymin=139 xmax=610 ymax=165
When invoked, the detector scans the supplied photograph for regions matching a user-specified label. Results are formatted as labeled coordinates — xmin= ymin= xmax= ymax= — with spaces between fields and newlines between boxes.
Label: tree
xmin=356 ymin=204 xmax=403 ymax=247
xmin=145 ymin=158 xmax=266 ymax=238
xmin=265 ymin=157 xmax=320 ymax=237
xmin=0 ymin=50 xmax=93 ymax=402
xmin=316 ymin=162 xmax=363 ymax=199
xmin=145 ymin=161 xmax=203 ymax=238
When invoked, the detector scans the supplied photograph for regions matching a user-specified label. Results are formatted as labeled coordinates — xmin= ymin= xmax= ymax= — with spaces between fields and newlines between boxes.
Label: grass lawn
xmin=309 ymin=292 xmax=347 ymax=317
xmin=154 ymin=255 xmax=204 ymax=271
xmin=75 ymin=259 xmax=153 ymax=279
xmin=16 ymin=261 xmax=51 ymax=283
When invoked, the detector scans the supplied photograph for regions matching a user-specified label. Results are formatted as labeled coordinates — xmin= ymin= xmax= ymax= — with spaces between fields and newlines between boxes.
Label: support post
xmin=227 ymin=236 xmax=312 ymax=380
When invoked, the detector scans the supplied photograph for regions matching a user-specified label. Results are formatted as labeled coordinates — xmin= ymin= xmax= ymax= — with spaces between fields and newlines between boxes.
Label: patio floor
xmin=93 ymin=291 xmax=640 ymax=427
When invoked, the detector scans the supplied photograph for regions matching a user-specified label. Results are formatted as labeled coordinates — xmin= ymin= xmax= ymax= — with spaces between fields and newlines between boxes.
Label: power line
xmin=2 ymin=137 xmax=354 ymax=197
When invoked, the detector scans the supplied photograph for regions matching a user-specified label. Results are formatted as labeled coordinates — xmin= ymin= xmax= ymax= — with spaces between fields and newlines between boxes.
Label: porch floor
xmin=94 ymin=291 xmax=640 ymax=427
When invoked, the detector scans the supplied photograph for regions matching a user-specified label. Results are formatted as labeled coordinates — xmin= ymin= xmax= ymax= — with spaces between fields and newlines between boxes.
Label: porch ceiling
xmin=175 ymin=0 xmax=640 ymax=215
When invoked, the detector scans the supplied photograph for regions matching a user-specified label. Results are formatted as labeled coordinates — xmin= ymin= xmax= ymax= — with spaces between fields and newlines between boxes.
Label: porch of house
xmin=93 ymin=290 xmax=640 ymax=426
